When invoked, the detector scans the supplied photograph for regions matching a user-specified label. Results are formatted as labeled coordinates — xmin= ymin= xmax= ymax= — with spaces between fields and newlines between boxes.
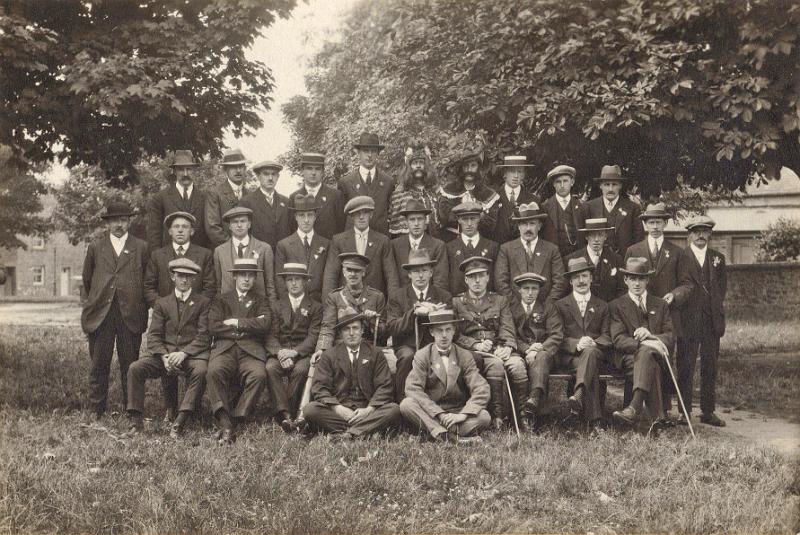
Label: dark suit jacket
xmin=208 ymin=289 xmax=271 ymax=361
xmin=404 ymin=343 xmax=489 ymax=415
xmin=338 ymin=168 xmax=397 ymax=236
xmin=386 ymin=284 xmax=452 ymax=350
xmin=540 ymin=194 xmax=586 ymax=258
xmin=265 ymin=294 xmax=322 ymax=358
xmin=564 ymin=247 xmax=625 ymax=303
xmin=143 ymin=243 xmax=215 ymax=307
xmin=609 ymin=293 xmax=673 ymax=355
xmin=311 ymin=341 xmax=395 ymax=407
xmin=581 ymin=196 xmax=644 ymax=256
xmin=510 ymin=300 xmax=563 ymax=357
xmin=495 ymin=238 xmax=567 ymax=302
xmin=445 ymin=235 xmax=499 ymax=296
xmin=289 ymin=184 xmax=346 ymax=239
xmin=274 ymin=232 xmax=330 ymax=301
xmin=239 ymin=189 xmax=293 ymax=249
xmin=391 ymin=233 xmax=449 ymax=291
xmin=213 ymin=237 xmax=277 ymax=301
xmin=81 ymin=234 xmax=149 ymax=335
xmin=555 ymin=294 xmax=612 ymax=355
xmin=147 ymin=184 xmax=209 ymax=250
xmin=494 ymin=187 xmax=540 ymax=245
xmin=147 ymin=293 xmax=211 ymax=360
xmin=322 ymin=229 xmax=400 ymax=297
xmin=674 ymin=247 xmax=727 ymax=338
xmin=205 ymin=180 xmax=250 ymax=247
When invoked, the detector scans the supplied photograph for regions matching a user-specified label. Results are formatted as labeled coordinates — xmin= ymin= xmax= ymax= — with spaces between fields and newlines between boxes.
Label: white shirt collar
xmin=359 ymin=166 xmax=375 ymax=181
xmin=237 ymin=289 xmax=249 ymax=299
xmin=604 ymin=196 xmax=619 ymax=211
xmin=521 ymin=236 xmax=538 ymax=249
xmin=648 ymin=235 xmax=663 ymax=248
xmin=260 ymin=188 xmax=275 ymax=201
xmin=461 ymin=233 xmax=478 ymax=247
xmin=109 ymin=233 xmax=128 ymax=255
xmin=573 ymin=290 xmax=591 ymax=303
xmin=409 ymin=233 xmax=423 ymax=246
xmin=172 ymin=242 xmax=190 ymax=255
xmin=628 ymin=290 xmax=648 ymax=306
xmin=232 ymin=236 xmax=249 ymax=248
xmin=289 ymin=293 xmax=304 ymax=309
xmin=504 ymin=184 xmax=521 ymax=198
xmin=354 ymin=227 xmax=369 ymax=239
xmin=556 ymin=193 xmax=571 ymax=208
xmin=690 ymin=243 xmax=707 ymax=266
xmin=305 ymin=183 xmax=321 ymax=196
xmin=413 ymin=285 xmax=429 ymax=299
xmin=297 ymin=229 xmax=314 ymax=241
xmin=348 ymin=345 xmax=360 ymax=363
xmin=522 ymin=301 xmax=535 ymax=314
xmin=176 ymin=182 xmax=194 ymax=197
xmin=586 ymin=246 xmax=601 ymax=264
xmin=175 ymin=288 xmax=192 ymax=302
xmin=227 ymin=179 xmax=243 ymax=194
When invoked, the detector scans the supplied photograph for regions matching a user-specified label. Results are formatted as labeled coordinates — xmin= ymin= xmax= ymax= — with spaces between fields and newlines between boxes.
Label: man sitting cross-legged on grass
xmin=127 ymin=258 xmax=210 ymax=438
xmin=265 ymin=263 xmax=322 ymax=433
xmin=207 ymin=258 xmax=272 ymax=445
xmin=304 ymin=307 xmax=401 ymax=439
xmin=401 ymin=309 xmax=491 ymax=443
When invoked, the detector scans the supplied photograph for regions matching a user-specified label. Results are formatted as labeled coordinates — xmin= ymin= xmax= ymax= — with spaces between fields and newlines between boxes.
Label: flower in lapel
xmin=362 ymin=358 xmax=369 ymax=364
xmin=300 ymin=308 xmax=308 ymax=317
xmin=588 ymin=307 xmax=595 ymax=314
xmin=535 ymin=252 xmax=541 ymax=257
xmin=455 ymin=250 xmax=462 ymax=256
xmin=648 ymin=310 xmax=655 ymax=315
xmin=251 ymin=251 xmax=259 ymax=259
xmin=318 ymin=246 xmax=325 ymax=254
xmin=189 ymin=301 xmax=194 ymax=307
xmin=481 ymin=248 xmax=488 ymax=256
xmin=378 ymin=181 xmax=384 ymax=187
xmin=611 ymin=267 xmax=617 ymax=276
xmin=355 ymin=183 xmax=361 ymax=190
xmin=368 ymin=242 xmax=373 ymax=247
xmin=665 ymin=250 xmax=670 ymax=258
xmin=532 ymin=312 xmax=544 ymax=323
xmin=713 ymin=256 xmax=721 ymax=267
xmin=603 ymin=258 xmax=608 ymax=264
xmin=620 ymin=209 xmax=627 ymax=216
xmin=280 ymin=201 xmax=286 ymax=207
xmin=244 ymin=300 xmax=252 ymax=308
xmin=123 ymin=249 xmax=129 ymax=255
xmin=322 ymin=196 xmax=327 ymax=202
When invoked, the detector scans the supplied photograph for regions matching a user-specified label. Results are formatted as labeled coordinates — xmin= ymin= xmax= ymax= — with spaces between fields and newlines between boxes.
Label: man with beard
xmin=540 ymin=164 xmax=586 ymax=259
xmin=240 ymin=160 xmax=293 ymax=250
xmin=289 ymin=152 xmax=345 ymax=239
xmin=390 ymin=199 xmax=449 ymax=292
xmin=564 ymin=218 xmax=625 ymax=303
xmin=437 ymin=148 xmax=500 ymax=240
xmin=205 ymin=148 xmax=252 ymax=248
xmin=494 ymin=155 xmax=540 ymax=245
xmin=388 ymin=140 xmax=442 ymax=239
xmin=445 ymin=201 xmax=500 ymax=296
xmin=581 ymin=164 xmax=644 ymax=256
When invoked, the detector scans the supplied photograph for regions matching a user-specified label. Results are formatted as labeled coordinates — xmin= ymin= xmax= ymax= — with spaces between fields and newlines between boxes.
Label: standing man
xmin=275 ymin=194 xmax=329 ymax=302
xmin=388 ymin=140 xmax=441 ymax=239
xmin=581 ymin=164 xmax=644 ymax=256
xmin=437 ymin=148 xmax=500 ymax=239
xmin=322 ymin=196 xmax=399 ymax=297
xmin=338 ymin=132 xmax=397 ymax=236
xmin=127 ymin=258 xmax=210 ymax=438
xmin=564 ymin=218 xmax=624 ymax=303
xmin=304 ymin=307 xmax=401 ymax=439
xmin=674 ymin=215 xmax=727 ymax=427
xmin=401 ymin=309 xmax=491 ymax=442
xmin=390 ymin=199 xmax=449 ymax=291
xmin=289 ymin=152 xmax=345 ymax=239
xmin=494 ymin=155 xmax=539 ymax=245
xmin=206 ymin=258 xmax=272 ymax=445
xmin=445 ymin=201 xmax=500 ymax=296
xmin=81 ymin=201 xmax=149 ymax=418
xmin=240 ymin=159 xmax=292 ymax=250
xmin=540 ymin=164 xmax=585 ymax=260
xmin=205 ymin=148 xmax=251 ymax=248
xmin=494 ymin=202 xmax=567 ymax=302
xmin=148 ymin=150 xmax=209 ymax=251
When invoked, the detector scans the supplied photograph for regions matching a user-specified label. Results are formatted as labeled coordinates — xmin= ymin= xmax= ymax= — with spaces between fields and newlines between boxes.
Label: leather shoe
xmin=612 ymin=405 xmax=641 ymax=426
xmin=522 ymin=397 xmax=540 ymax=417
xmin=169 ymin=423 xmax=183 ymax=439
xmin=517 ymin=415 xmax=531 ymax=433
xmin=675 ymin=413 xmax=690 ymax=426
xmin=456 ymin=435 xmax=483 ymax=445
xmin=280 ymin=418 xmax=296 ymax=433
xmin=567 ymin=394 xmax=583 ymax=415
xmin=163 ymin=408 xmax=177 ymax=424
xmin=700 ymin=412 xmax=726 ymax=427
xmin=218 ymin=429 xmax=235 ymax=445
xmin=491 ymin=417 xmax=505 ymax=431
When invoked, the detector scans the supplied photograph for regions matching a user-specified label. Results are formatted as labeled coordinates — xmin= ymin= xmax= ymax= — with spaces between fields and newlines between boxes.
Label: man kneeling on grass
xmin=127 ymin=258 xmax=210 ymax=438
xmin=401 ymin=309 xmax=491 ymax=443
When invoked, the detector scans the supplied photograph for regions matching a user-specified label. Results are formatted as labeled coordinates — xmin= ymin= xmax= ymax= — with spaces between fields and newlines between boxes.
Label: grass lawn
xmin=1 ymin=325 xmax=799 ymax=533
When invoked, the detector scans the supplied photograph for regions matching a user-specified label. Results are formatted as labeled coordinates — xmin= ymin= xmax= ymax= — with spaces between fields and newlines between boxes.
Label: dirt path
xmin=0 ymin=302 xmax=82 ymax=325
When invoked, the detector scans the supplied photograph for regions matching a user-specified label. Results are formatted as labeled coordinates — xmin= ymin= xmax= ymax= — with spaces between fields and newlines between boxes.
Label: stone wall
xmin=726 ymin=262 xmax=800 ymax=320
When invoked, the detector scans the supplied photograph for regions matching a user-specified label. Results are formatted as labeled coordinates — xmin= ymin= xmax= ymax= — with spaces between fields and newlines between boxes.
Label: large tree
xmin=1 ymin=0 xmax=295 ymax=181
xmin=283 ymin=0 xmax=799 ymax=199
xmin=0 ymin=146 xmax=48 ymax=249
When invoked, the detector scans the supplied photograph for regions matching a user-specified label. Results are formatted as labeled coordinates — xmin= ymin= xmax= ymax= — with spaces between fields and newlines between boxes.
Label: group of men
xmin=80 ymin=132 xmax=727 ymax=444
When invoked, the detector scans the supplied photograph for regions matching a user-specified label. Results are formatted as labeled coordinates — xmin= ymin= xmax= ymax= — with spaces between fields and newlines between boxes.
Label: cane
xmin=474 ymin=350 xmax=520 ymax=438
xmin=414 ymin=317 xmax=420 ymax=351
xmin=662 ymin=352 xmax=696 ymax=439
xmin=373 ymin=316 xmax=380 ymax=347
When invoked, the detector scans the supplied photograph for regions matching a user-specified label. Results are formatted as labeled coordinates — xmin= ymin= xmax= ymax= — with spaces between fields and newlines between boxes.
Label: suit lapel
xmin=567 ymin=294 xmax=585 ymax=331
xmin=178 ymin=296 xmax=197 ymax=330
xmin=429 ymin=346 xmax=448 ymax=387
xmin=279 ymin=297 xmax=293 ymax=328
xmin=531 ymin=241 xmax=545 ymax=273
xmin=101 ymin=236 xmax=118 ymax=269
xmin=115 ymin=237 xmax=133 ymax=272
xmin=512 ymin=241 xmax=527 ymax=272
xmin=336 ymin=345 xmax=352 ymax=377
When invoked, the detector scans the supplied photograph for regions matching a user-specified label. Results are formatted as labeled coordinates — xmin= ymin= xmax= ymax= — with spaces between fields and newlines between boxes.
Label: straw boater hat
xmin=334 ymin=306 xmax=365 ymax=330
xmin=398 ymin=198 xmax=432 ymax=217
xmin=423 ymin=309 xmax=463 ymax=326
xmin=547 ymin=164 xmax=576 ymax=181
xmin=219 ymin=148 xmax=248 ymax=166
xmin=578 ymin=218 xmax=615 ymax=233
xmin=288 ymin=194 xmax=319 ymax=213
xmin=402 ymin=249 xmax=437 ymax=270
xmin=563 ymin=257 xmax=595 ymax=278
xmin=593 ymin=164 xmax=628 ymax=182
xmin=163 ymin=210 xmax=196 ymax=228
xmin=452 ymin=201 xmax=484 ymax=218
xmin=344 ymin=196 xmax=375 ymax=215
xmin=100 ymin=200 xmax=136 ymax=219
xmin=277 ymin=263 xmax=311 ymax=278
xmin=513 ymin=272 xmax=547 ymax=286
xmin=170 ymin=150 xmax=199 ymax=168
xmin=222 ymin=206 xmax=253 ymax=222
xmin=338 ymin=252 xmax=370 ymax=271
xmin=252 ymin=160 xmax=283 ymax=173
xmin=459 ymin=256 xmax=492 ymax=276
xmin=685 ymin=214 xmax=716 ymax=231
xmin=497 ymin=155 xmax=534 ymax=167
xmin=353 ymin=132 xmax=385 ymax=151
xmin=299 ymin=152 xmax=325 ymax=166
xmin=511 ymin=202 xmax=548 ymax=221
xmin=618 ymin=257 xmax=654 ymax=277
xmin=168 ymin=257 xmax=201 ymax=275
xmin=228 ymin=258 xmax=263 ymax=273
xmin=639 ymin=202 xmax=671 ymax=220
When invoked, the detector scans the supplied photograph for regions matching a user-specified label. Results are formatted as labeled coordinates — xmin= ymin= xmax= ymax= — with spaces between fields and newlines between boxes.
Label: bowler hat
xmin=547 ymin=164 xmax=576 ymax=181
xmin=353 ymin=132 xmax=385 ymax=151
xmin=219 ymin=148 xmax=248 ymax=166
xmin=170 ymin=150 xmax=199 ymax=167
xmin=100 ymin=200 xmax=135 ymax=219
xmin=593 ymin=164 xmax=628 ymax=182
xmin=339 ymin=252 xmax=370 ymax=271
xmin=513 ymin=272 xmax=547 ymax=286
xmin=452 ymin=201 xmax=484 ymax=218
xmin=423 ymin=309 xmax=463 ymax=326
xmin=563 ymin=257 xmax=595 ymax=278
xmin=459 ymin=256 xmax=492 ymax=276
xmin=252 ymin=160 xmax=283 ymax=173
xmin=402 ymin=249 xmax=437 ymax=270
xmin=618 ymin=257 xmax=654 ymax=277
xmin=228 ymin=258 xmax=263 ymax=273
xmin=289 ymin=194 xmax=319 ymax=212
xmin=168 ymin=257 xmax=201 ymax=275
xmin=640 ymin=202 xmax=671 ymax=221
xmin=512 ymin=201 xmax=548 ymax=221
xmin=398 ymin=198 xmax=431 ymax=217
xmin=277 ymin=263 xmax=311 ymax=278
xmin=497 ymin=155 xmax=534 ymax=167
xmin=578 ymin=218 xmax=614 ymax=233
xmin=344 ymin=195 xmax=375 ymax=215
xmin=334 ymin=306 xmax=365 ymax=330
xmin=163 ymin=211 xmax=196 ymax=228
xmin=222 ymin=206 xmax=253 ymax=222
xmin=685 ymin=214 xmax=716 ymax=231
xmin=300 ymin=152 xmax=325 ymax=166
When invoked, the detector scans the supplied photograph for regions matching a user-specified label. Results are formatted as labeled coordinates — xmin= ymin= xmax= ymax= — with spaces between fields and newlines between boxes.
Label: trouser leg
xmin=287 ymin=357 xmax=310 ymax=417
xmin=112 ymin=306 xmax=142 ymax=411
xmin=393 ymin=346 xmax=416 ymax=401
xmin=87 ymin=314 xmax=116 ymax=414
xmin=265 ymin=357 xmax=290 ymax=414
xmin=179 ymin=358 xmax=207 ymax=413
xmin=677 ymin=337 xmax=698 ymax=414
xmin=126 ymin=355 xmax=166 ymax=414
xmin=302 ymin=401 xmax=349 ymax=433
xmin=207 ymin=352 xmax=238 ymax=414
xmin=504 ymin=356 xmax=527 ymax=422
xmin=700 ymin=334 xmax=720 ymax=415
xmin=348 ymin=403 xmax=401 ymax=437
xmin=561 ymin=348 xmax=602 ymax=422
xmin=525 ymin=350 xmax=554 ymax=396
xmin=161 ymin=375 xmax=179 ymax=415
xmin=454 ymin=410 xmax=491 ymax=437
xmin=400 ymin=397 xmax=447 ymax=437
xmin=233 ymin=356 xmax=267 ymax=418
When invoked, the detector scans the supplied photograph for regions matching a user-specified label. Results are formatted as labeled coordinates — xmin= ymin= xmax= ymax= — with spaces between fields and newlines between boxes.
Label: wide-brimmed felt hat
xmin=640 ymin=202 xmax=671 ymax=220
xmin=168 ymin=257 xmax=201 ymax=275
xmin=100 ymin=200 xmax=136 ymax=219
xmin=563 ymin=257 xmax=595 ymax=278
xmin=220 ymin=148 xmax=248 ymax=166
xmin=277 ymin=263 xmax=311 ymax=278
xmin=423 ymin=309 xmax=464 ymax=326
xmin=300 ymin=152 xmax=325 ymax=166
xmin=402 ymin=249 xmax=437 ymax=270
xmin=334 ymin=306 xmax=365 ymax=330
xmin=353 ymin=132 xmax=385 ymax=151
xmin=513 ymin=272 xmax=547 ymax=286
xmin=497 ymin=155 xmax=534 ymax=167
xmin=618 ymin=257 xmax=654 ymax=277
xmin=459 ymin=256 xmax=492 ymax=276
xmin=452 ymin=201 xmax=484 ymax=218
xmin=547 ymin=164 xmax=576 ymax=181
xmin=252 ymin=160 xmax=283 ymax=173
xmin=163 ymin=211 xmax=196 ymax=228
xmin=222 ymin=206 xmax=253 ymax=222
xmin=685 ymin=214 xmax=716 ymax=231
xmin=398 ymin=198 xmax=431 ymax=217
xmin=339 ymin=252 xmax=370 ymax=271
xmin=578 ymin=218 xmax=614 ymax=233
xmin=593 ymin=164 xmax=628 ymax=182
xmin=170 ymin=150 xmax=199 ymax=168
xmin=512 ymin=201 xmax=548 ymax=221
xmin=228 ymin=258 xmax=263 ymax=273
xmin=289 ymin=194 xmax=319 ymax=212
xmin=344 ymin=195 xmax=375 ymax=215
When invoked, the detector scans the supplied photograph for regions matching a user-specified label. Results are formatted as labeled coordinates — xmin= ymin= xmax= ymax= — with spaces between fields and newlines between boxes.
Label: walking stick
xmin=662 ymin=352 xmax=696 ymax=439
xmin=474 ymin=350 xmax=520 ymax=438
xmin=297 ymin=352 xmax=318 ymax=421
xmin=373 ymin=316 xmax=380 ymax=347
xmin=414 ymin=317 xmax=420 ymax=351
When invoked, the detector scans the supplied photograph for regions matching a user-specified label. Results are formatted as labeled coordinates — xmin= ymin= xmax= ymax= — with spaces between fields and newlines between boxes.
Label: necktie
xmin=303 ymin=235 xmax=311 ymax=253
xmin=525 ymin=240 xmax=533 ymax=257
xmin=350 ymin=350 xmax=358 ymax=364
xmin=638 ymin=296 xmax=647 ymax=315
xmin=509 ymin=189 xmax=516 ymax=206
xmin=235 ymin=187 xmax=241 ymax=200
xmin=651 ymin=240 xmax=660 ymax=260
xmin=440 ymin=354 xmax=449 ymax=375
xmin=357 ymin=233 xmax=366 ymax=255
xmin=176 ymin=245 xmax=185 ymax=256
xmin=578 ymin=298 xmax=587 ymax=317
xmin=182 ymin=185 xmax=189 ymax=202
xmin=411 ymin=240 xmax=418 ymax=251
xmin=418 ymin=291 xmax=424 ymax=302
xmin=237 ymin=243 xmax=245 ymax=258
xmin=365 ymin=170 xmax=372 ymax=187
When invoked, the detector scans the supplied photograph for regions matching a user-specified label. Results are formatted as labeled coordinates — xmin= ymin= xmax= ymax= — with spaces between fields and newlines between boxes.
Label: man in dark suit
xmin=337 ymin=132 xmax=397 ymax=236
xmin=205 ymin=148 xmax=251 ymax=248
xmin=265 ymin=263 xmax=323 ymax=431
xmin=494 ymin=155 xmax=540 ymax=245
xmin=495 ymin=202 xmax=567 ymax=302
xmin=581 ymin=164 xmax=644 ymax=256
xmin=304 ymin=307 xmax=401 ymax=438
xmin=81 ymin=201 xmax=149 ymax=418
xmin=386 ymin=249 xmax=452 ymax=400
xmin=400 ymin=309 xmax=491 ymax=442
xmin=289 ymin=152 xmax=345 ymax=239
xmin=147 ymin=150 xmax=209 ymax=250
xmin=322 ymin=196 xmax=400 ymax=297
xmin=540 ymin=164 xmax=586 ymax=259
xmin=445 ymin=201 xmax=500 ymax=296
xmin=127 ymin=258 xmax=210 ymax=438
xmin=275 ymin=194 xmax=330 ymax=302
xmin=564 ymin=218 xmax=624 ymax=303
xmin=609 ymin=258 xmax=673 ymax=428
xmin=554 ymin=258 xmax=612 ymax=427
xmin=390 ymin=199 xmax=449 ymax=292
xmin=239 ymin=160 xmax=292 ymax=249
xmin=674 ymin=216 xmax=727 ymax=427
xmin=206 ymin=258 xmax=272 ymax=445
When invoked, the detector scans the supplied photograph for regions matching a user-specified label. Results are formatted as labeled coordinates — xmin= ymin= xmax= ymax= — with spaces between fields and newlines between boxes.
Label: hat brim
xmin=253 ymin=165 xmax=283 ymax=173
xmin=277 ymin=271 xmax=312 ymax=278
xmin=423 ymin=317 xmax=464 ymax=326
xmin=639 ymin=212 xmax=670 ymax=220
xmin=563 ymin=265 xmax=595 ymax=278
xmin=464 ymin=268 xmax=490 ymax=276
xmin=100 ymin=211 xmax=136 ymax=219
xmin=170 ymin=268 xmax=200 ymax=275
xmin=220 ymin=159 xmax=248 ymax=166
xmin=497 ymin=163 xmax=535 ymax=168
xmin=171 ymin=162 xmax=199 ymax=168
xmin=398 ymin=209 xmax=432 ymax=217
xmin=402 ymin=260 xmax=437 ymax=270
xmin=578 ymin=226 xmax=614 ymax=233
xmin=511 ymin=214 xmax=548 ymax=222
xmin=593 ymin=176 xmax=628 ymax=182
xmin=454 ymin=211 xmax=483 ymax=218
xmin=334 ymin=313 xmax=365 ymax=330
xmin=686 ymin=224 xmax=715 ymax=231
xmin=618 ymin=268 xmax=654 ymax=277
xmin=228 ymin=267 xmax=264 ymax=273
xmin=514 ymin=278 xmax=546 ymax=286
xmin=287 ymin=205 xmax=320 ymax=212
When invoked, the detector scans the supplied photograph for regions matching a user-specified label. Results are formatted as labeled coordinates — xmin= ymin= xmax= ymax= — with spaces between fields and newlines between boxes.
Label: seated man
xmin=265 ymin=263 xmax=323 ymax=432
xmin=609 ymin=257 xmax=673 ymax=428
xmin=207 ymin=258 xmax=272 ymax=445
xmin=401 ymin=309 xmax=491 ymax=442
xmin=452 ymin=256 xmax=522 ymax=430
xmin=554 ymin=258 xmax=611 ymax=428
xmin=304 ymin=307 xmax=401 ymax=438
xmin=386 ymin=249 xmax=452 ymax=400
xmin=127 ymin=258 xmax=210 ymax=438
xmin=511 ymin=273 xmax=564 ymax=429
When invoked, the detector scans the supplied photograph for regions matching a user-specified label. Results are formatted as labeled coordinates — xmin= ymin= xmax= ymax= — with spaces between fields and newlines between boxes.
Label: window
xmin=31 ymin=236 xmax=45 ymax=250
xmin=32 ymin=266 xmax=45 ymax=286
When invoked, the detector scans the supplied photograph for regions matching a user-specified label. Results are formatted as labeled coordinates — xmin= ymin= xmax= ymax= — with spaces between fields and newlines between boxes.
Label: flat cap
xmin=168 ymin=257 xmax=201 ymax=275
xmin=300 ymin=152 xmax=326 ymax=166
xmin=163 ymin=211 xmax=196 ymax=228
xmin=222 ymin=206 xmax=254 ymax=221
xmin=252 ymin=160 xmax=283 ymax=173
xmin=513 ymin=272 xmax=547 ymax=286
xmin=547 ymin=164 xmax=576 ymax=181
xmin=344 ymin=195 xmax=375 ymax=215
xmin=685 ymin=214 xmax=716 ymax=231
xmin=452 ymin=201 xmax=484 ymax=217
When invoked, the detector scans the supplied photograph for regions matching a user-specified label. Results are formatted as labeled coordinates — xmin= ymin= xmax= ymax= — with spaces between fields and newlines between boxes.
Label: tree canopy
xmin=282 ymin=0 xmax=800 ymax=200
xmin=1 ymin=0 xmax=295 ymax=182
xmin=0 ymin=146 xmax=48 ymax=249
